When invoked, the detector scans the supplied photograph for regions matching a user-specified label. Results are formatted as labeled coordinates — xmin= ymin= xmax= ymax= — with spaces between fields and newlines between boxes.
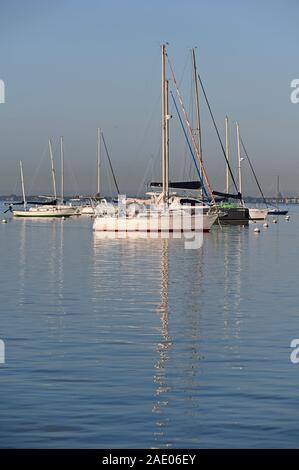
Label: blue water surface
xmin=0 ymin=208 xmax=298 ymax=448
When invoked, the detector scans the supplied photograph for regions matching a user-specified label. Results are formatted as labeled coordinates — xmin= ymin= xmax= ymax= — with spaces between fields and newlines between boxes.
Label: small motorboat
xmin=268 ymin=209 xmax=288 ymax=216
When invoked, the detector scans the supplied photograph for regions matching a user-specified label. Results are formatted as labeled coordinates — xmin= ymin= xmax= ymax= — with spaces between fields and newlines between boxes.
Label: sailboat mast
xmin=49 ymin=139 xmax=57 ymax=200
xmin=20 ymin=160 xmax=26 ymax=209
xmin=97 ymin=127 xmax=101 ymax=195
xmin=236 ymin=122 xmax=242 ymax=195
xmin=161 ymin=44 xmax=169 ymax=202
xmin=225 ymin=116 xmax=229 ymax=193
xmin=165 ymin=78 xmax=169 ymax=198
xmin=60 ymin=136 xmax=64 ymax=203
xmin=191 ymin=48 xmax=203 ymax=184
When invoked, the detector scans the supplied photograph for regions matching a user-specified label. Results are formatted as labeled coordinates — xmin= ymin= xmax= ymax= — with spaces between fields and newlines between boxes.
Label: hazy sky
xmin=0 ymin=0 xmax=298 ymax=197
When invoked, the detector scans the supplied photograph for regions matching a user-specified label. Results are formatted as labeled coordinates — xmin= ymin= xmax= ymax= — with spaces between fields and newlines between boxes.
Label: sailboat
xmin=78 ymin=128 xmax=103 ymax=215
xmin=233 ymin=123 xmax=268 ymax=220
xmin=77 ymin=128 xmax=120 ymax=215
xmin=13 ymin=139 xmax=78 ymax=218
xmin=93 ymin=45 xmax=218 ymax=233
xmin=189 ymin=53 xmax=249 ymax=223
xmin=268 ymin=176 xmax=288 ymax=215
xmin=216 ymin=117 xmax=249 ymax=224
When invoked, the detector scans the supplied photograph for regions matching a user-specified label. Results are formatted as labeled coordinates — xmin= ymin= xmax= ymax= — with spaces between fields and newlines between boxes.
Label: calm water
xmin=0 ymin=207 xmax=299 ymax=448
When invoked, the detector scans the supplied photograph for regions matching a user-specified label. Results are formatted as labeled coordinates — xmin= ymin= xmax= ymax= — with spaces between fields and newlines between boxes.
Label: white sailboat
xmin=13 ymin=139 xmax=78 ymax=218
xmin=235 ymin=122 xmax=268 ymax=221
xmin=79 ymin=128 xmax=102 ymax=215
xmin=93 ymin=45 xmax=218 ymax=234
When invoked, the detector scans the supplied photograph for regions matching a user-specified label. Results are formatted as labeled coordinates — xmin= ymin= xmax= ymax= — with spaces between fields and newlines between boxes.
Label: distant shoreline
xmin=0 ymin=195 xmax=295 ymax=204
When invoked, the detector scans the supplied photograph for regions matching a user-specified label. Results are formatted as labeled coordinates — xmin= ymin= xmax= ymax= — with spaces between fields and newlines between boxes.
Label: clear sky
xmin=0 ymin=0 xmax=298 ymax=197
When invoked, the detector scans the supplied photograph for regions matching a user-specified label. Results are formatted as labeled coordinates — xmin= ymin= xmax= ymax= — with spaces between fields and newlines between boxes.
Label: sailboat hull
xmin=268 ymin=209 xmax=288 ymax=216
xmin=78 ymin=206 xmax=95 ymax=215
xmin=248 ymin=208 xmax=268 ymax=220
xmin=13 ymin=205 xmax=78 ymax=218
xmin=218 ymin=207 xmax=249 ymax=224
xmin=93 ymin=212 xmax=217 ymax=233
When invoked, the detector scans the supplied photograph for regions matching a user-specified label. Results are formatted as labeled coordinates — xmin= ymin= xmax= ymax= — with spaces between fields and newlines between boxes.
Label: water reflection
xmin=153 ymin=239 xmax=172 ymax=441
xmin=93 ymin=233 xmax=174 ymax=444
xmin=57 ymin=220 xmax=64 ymax=306
xmin=223 ymin=227 xmax=242 ymax=338
xmin=1 ymin=212 xmax=296 ymax=448
xmin=18 ymin=219 xmax=26 ymax=307
xmin=17 ymin=223 xmax=246 ymax=448
xmin=152 ymin=238 xmax=206 ymax=447
xmin=93 ymin=232 xmax=207 ymax=447
xmin=17 ymin=218 xmax=65 ymax=314
xmin=210 ymin=225 xmax=247 ymax=371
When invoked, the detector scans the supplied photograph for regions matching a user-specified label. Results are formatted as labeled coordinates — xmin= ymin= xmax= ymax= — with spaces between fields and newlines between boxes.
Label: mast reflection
xmin=18 ymin=219 xmax=26 ymax=308
xmin=152 ymin=239 xmax=172 ymax=442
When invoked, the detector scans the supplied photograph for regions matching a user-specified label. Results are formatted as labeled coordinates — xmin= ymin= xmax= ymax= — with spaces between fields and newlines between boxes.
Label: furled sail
xmin=150 ymin=181 xmax=202 ymax=190
xmin=212 ymin=190 xmax=242 ymax=200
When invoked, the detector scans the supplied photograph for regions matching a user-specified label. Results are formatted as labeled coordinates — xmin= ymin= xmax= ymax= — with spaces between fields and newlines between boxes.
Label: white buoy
xmin=254 ymin=227 xmax=260 ymax=233
xmin=285 ymin=215 xmax=290 ymax=221
xmin=263 ymin=222 xmax=268 ymax=228
xmin=62 ymin=216 xmax=65 ymax=220
xmin=2 ymin=219 xmax=7 ymax=224
xmin=272 ymin=219 xmax=277 ymax=224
